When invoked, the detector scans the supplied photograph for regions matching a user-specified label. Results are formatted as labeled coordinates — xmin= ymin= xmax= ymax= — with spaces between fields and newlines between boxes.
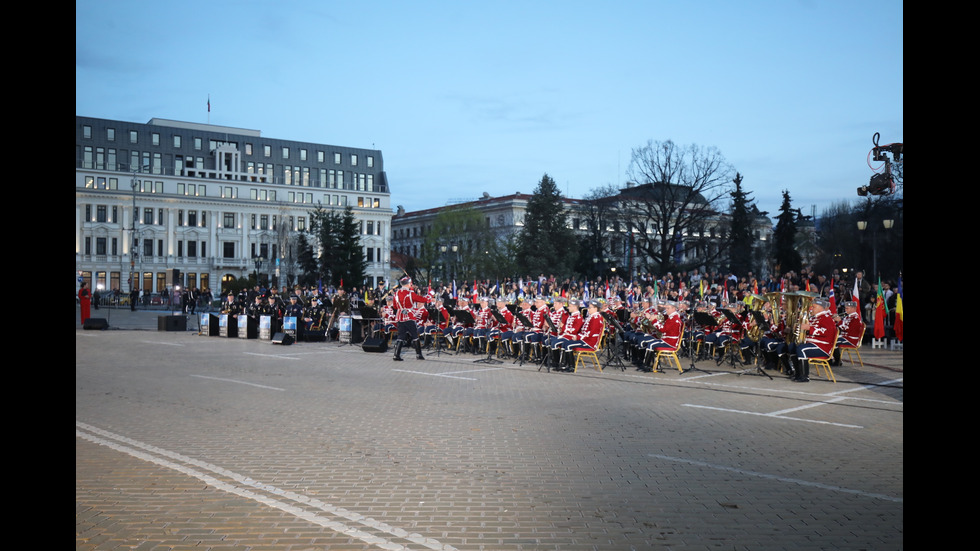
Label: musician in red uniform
xmin=831 ymin=300 xmax=864 ymax=366
xmin=787 ymin=298 xmax=836 ymax=382
xmin=392 ymin=276 xmax=429 ymax=361
xmin=545 ymin=299 xmax=585 ymax=367
xmin=639 ymin=301 xmax=683 ymax=370
xmin=488 ymin=298 xmax=515 ymax=356
xmin=556 ymin=300 xmax=606 ymax=371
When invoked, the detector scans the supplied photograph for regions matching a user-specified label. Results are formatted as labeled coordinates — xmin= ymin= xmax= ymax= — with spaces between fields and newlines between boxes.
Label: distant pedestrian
xmin=79 ymin=282 xmax=91 ymax=325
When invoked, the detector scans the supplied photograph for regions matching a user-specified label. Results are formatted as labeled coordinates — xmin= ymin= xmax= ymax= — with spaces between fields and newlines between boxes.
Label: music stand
xmin=449 ymin=310 xmax=475 ymax=355
xmin=600 ymin=311 xmax=628 ymax=371
xmin=474 ymin=312 xmax=504 ymax=365
xmin=739 ymin=309 xmax=773 ymax=380
xmin=512 ymin=311 xmax=534 ymax=366
xmin=714 ymin=309 xmax=744 ymax=368
xmin=538 ymin=315 xmax=561 ymax=371
xmin=354 ymin=305 xmax=381 ymax=342
xmin=683 ymin=311 xmax=720 ymax=374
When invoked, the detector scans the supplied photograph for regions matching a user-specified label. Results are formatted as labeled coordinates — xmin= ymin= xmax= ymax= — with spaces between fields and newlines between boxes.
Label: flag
xmin=894 ymin=290 xmax=903 ymax=341
xmin=605 ymin=279 xmax=611 ymax=299
xmin=873 ymin=291 xmax=886 ymax=339
xmin=851 ymin=277 xmax=860 ymax=303
xmin=207 ymin=95 xmax=210 ymax=113
xmin=452 ymin=280 xmax=457 ymax=299
xmin=583 ymin=281 xmax=590 ymax=301
xmin=828 ymin=287 xmax=836 ymax=314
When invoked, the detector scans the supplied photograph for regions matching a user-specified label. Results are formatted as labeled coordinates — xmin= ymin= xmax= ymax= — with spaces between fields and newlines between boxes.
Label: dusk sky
xmin=76 ymin=0 xmax=903 ymax=219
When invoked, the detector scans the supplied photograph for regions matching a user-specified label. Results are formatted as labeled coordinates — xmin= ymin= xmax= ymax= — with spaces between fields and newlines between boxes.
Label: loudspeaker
xmin=157 ymin=315 xmax=186 ymax=332
xmin=272 ymin=332 xmax=294 ymax=345
xmin=361 ymin=337 xmax=388 ymax=353
xmin=83 ymin=318 xmax=109 ymax=330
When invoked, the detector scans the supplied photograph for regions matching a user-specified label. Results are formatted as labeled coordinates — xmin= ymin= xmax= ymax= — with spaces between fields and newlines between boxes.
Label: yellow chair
xmin=572 ymin=334 xmax=604 ymax=373
xmin=651 ymin=342 xmax=684 ymax=373
xmin=838 ymin=326 xmax=867 ymax=368
xmin=809 ymin=329 xmax=839 ymax=383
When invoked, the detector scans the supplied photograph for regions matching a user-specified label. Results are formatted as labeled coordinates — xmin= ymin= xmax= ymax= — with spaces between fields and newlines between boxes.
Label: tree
xmin=516 ymin=173 xmax=576 ymax=277
xmin=309 ymin=205 xmax=367 ymax=288
xmin=620 ymin=140 xmax=734 ymax=274
xmin=773 ymin=189 xmax=802 ymax=275
xmin=295 ymin=232 xmax=319 ymax=287
xmin=574 ymin=184 xmax=620 ymax=277
xmin=727 ymin=173 xmax=756 ymax=275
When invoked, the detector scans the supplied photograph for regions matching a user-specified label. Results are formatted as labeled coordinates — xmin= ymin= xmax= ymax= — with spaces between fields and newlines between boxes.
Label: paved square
xmin=77 ymin=318 xmax=902 ymax=550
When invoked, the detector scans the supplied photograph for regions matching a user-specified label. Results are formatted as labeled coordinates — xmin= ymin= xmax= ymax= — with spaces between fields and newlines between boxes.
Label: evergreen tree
xmin=773 ymin=189 xmax=802 ymax=275
xmin=727 ymin=173 xmax=755 ymax=276
xmin=309 ymin=205 xmax=367 ymax=288
xmin=295 ymin=232 xmax=319 ymax=287
xmin=516 ymin=173 xmax=576 ymax=277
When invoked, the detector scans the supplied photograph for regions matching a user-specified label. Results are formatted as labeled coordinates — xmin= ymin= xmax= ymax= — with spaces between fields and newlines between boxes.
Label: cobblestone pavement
xmin=77 ymin=310 xmax=903 ymax=550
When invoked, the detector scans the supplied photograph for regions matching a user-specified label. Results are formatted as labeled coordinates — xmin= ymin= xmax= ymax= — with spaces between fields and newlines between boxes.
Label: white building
xmin=75 ymin=116 xmax=393 ymax=297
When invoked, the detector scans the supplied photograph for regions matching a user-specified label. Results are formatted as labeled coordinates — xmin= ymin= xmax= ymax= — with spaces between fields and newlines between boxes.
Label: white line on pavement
xmin=648 ymin=453 xmax=902 ymax=503
xmin=190 ymin=374 xmax=285 ymax=391
xmin=76 ymin=422 xmax=457 ymax=551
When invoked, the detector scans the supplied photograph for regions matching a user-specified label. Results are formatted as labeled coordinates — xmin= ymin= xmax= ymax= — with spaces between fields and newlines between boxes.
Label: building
xmin=391 ymin=187 xmax=773 ymax=281
xmin=75 ymin=116 xmax=393 ymax=298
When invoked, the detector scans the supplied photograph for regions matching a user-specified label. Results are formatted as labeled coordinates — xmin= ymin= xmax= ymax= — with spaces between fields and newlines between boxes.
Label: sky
xmin=76 ymin=0 xmax=903 ymax=219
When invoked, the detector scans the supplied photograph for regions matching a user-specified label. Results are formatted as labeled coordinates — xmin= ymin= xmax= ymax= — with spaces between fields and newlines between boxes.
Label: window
xmin=282 ymin=147 xmax=289 ymax=159
xmin=194 ymin=137 xmax=202 ymax=150
xmin=96 ymin=205 xmax=107 ymax=223
xmin=223 ymin=212 xmax=235 ymax=228
xmin=334 ymin=152 xmax=341 ymax=164
xmin=317 ymin=151 xmax=324 ymax=163
xmin=223 ymin=242 xmax=235 ymax=259
xmin=173 ymin=135 xmax=181 ymax=148
xmin=143 ymin=208 xmax=154 ymax=225
xmin=264 ymin=145 xmax=271 ymax=157
xmin=152 ymin=133 xmax=160 ymax=146
xmin=82 ymin=125 xmax=92 ymax=139
xmin=297 ymin=217 xmax=306 ymax=231
xmin=107 ymin=128 xmax=115 ymax=141
xmin=130 ymin=130 xmax=138 ymax=144
xmin=96 ymin=237 xmax=107 ymax=255
xmin=245 ymin=143 xmax=253 ymax=155
xmin=300 ymin=149 xmax=307 ymax=161
xmin=350 ymin=154 xmax=358 ymax=166
xmin=367 ymin=155 xmax=374 ymax=168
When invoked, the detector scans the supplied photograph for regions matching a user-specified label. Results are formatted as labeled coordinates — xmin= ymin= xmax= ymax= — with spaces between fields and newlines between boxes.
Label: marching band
xmin=210 ymin=279 xmax=867 ymax=383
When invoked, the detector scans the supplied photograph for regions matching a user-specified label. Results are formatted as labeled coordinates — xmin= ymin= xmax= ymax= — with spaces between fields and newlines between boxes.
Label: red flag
xmin=851 ymin=277 xmax=860 ymax=303
xmin=873 ymin=294 xmax=886 ymax=339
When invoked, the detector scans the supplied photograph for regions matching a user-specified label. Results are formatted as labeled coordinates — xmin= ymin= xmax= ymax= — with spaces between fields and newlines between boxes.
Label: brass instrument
xmin=783 ymin=291 xmax=817 ymax=345
xmin=745 ymin=294 xmax=767 ymax=341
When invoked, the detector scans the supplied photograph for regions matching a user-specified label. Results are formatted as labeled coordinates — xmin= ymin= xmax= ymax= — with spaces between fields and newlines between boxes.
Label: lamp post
xmin=253 ymin=256 xmax=266 ymax=288
xmin=856 ymin=218 xmax=894 ymax=279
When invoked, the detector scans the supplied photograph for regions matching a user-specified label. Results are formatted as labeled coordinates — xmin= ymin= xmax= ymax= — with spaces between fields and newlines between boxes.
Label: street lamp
xmin=253 ymin=256 xmax=266 ymax=288
xmin=856 ymin=218 xmax=894 ymax=279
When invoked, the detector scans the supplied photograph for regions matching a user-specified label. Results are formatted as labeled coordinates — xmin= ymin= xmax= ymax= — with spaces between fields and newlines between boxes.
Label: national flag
xmin=894 ymin=290 xmax=903 ymax=341
xmin=873 ymin=290 xmax=886 ymax=339
xmin=851 ymin=277 xmax=860 ymax=303
xmin=583 ymin=282 xmax=590 ymax=301
xmin=207 ymin=95 xmax=210 ymax=113
xmin=452 ymin=280 xmax=457 ymax=299
xmin=828 ymin=287 xmax=836 ymax=314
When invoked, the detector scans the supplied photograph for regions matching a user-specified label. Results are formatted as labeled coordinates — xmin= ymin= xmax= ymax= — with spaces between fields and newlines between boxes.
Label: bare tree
xmin=620 ymin=140 xmax=734 ymax=273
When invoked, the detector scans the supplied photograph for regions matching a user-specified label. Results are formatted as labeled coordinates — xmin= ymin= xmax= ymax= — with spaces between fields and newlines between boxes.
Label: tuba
xmin=783 ymin=291 xmax=817 ymax=344
xmin=745 ymin=294 xmax=767 ymax=341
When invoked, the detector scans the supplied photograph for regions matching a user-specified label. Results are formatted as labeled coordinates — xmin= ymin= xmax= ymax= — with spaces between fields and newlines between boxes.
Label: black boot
xmin=795 ymin=359 xmax=809 ymax=382
xmin=392 ymin=340 xmax=404 ymax=362
xmin=414 ymin=340 xmax=425 ymax=360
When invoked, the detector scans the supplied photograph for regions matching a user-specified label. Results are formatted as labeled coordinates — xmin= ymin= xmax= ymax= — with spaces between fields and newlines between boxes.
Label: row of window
xmin=79 ymin=270 xmax=210 ymax=295
xmin=83 ymin=174 xmax=385 ymax=208
xmin=81 ymin=125 xmax=373 ymax=167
